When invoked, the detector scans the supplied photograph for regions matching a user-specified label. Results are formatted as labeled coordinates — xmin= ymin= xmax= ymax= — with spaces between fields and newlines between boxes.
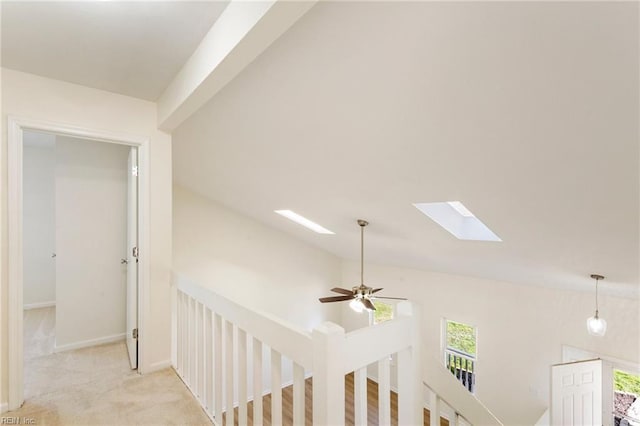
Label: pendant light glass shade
xmin=586 ymin=314 xmax=607 ymax=336
xmin=587 ymin=274 xmax=606 ymax=336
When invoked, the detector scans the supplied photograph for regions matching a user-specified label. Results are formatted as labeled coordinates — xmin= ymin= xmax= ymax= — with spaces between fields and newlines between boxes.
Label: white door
xmin=126 ymin=147 xmax=138 ymax=369
xmin=552 ymin=359 xmax=603 ymax=426
xmin=55 ymin=137 xmax=129 ymax=350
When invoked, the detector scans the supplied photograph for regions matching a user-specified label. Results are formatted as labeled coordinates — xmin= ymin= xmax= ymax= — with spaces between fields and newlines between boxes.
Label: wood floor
xmin=224 ymin=373 xmax=448 ymax=426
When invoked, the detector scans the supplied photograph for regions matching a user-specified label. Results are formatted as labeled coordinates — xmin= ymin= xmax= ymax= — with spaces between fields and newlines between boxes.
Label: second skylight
xmin=413 ymin=201 xmax=501 ymax=242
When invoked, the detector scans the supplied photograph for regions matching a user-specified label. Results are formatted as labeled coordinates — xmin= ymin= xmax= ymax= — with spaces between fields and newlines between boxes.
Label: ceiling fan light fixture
xmin=350 ymin=298 xmax=365 ymax=313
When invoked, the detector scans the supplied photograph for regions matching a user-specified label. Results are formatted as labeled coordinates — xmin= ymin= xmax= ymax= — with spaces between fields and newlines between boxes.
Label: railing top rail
xmin=423 ymin=356 xmax=503 ymax=426
xmin=173 ymin=272 xmax=313 ymax=369
xmin=445 ymin=347 xmax=476 ymax=360
xmin=342 ymin=314 xmax=415 ymax=372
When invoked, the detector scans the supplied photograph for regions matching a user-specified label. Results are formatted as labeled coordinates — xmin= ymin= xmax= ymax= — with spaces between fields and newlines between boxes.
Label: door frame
xmin=7 ymin=115 xmax=151 ymax=410
xmin=562 ymin=345 xmax=640 ymax=426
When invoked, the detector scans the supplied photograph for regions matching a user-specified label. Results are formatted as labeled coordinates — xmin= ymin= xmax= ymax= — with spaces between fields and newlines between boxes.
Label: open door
xmin=126 ymin=147 xmax=138 ymax=369
xmin=551 ymin=359 xmax=603 ymax=426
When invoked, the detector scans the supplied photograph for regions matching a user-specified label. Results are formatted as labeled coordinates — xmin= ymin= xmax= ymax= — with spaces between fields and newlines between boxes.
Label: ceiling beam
xmin=157 ymin=0 xmax=317 ymax=131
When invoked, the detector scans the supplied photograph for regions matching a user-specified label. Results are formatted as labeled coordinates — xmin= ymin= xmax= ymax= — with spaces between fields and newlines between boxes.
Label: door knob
xmin=121 ymin=259 xmax=128 ymax=264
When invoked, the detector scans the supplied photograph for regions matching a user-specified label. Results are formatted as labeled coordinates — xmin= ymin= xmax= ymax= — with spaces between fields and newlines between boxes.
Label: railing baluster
xmin=176 ymin=291 xmax=183 ymax=375
xmin=181 ymin=292 xmax=187 ymax=378
xmin=196 ymin=302 xmax=203 ymax=400
xmin=225 ymin=320 xmax=235 ymax=426
xmin=354 ymin=366 xmax=367 ymax=426
xmin=271 ymin=349 xmax=283 ymax=426
xmin=214 ymin=313 xmax=223 ymax=423
xmin=189 ymin=296 xmax=195 ymax=387
xmin=205 ymin=307 xmax=213 ymax=415
xmin=293 ymin=362 xmax=305 ymax=426
xmin=253 ymin=338 xmax=263 ymax=426
xmin=378 ymin=357 xmax=391 ymax=426
xmin=429 ymin=390 xmax=440 ymax=426
xmin=238 ymin=328 xmax=248 ymax=425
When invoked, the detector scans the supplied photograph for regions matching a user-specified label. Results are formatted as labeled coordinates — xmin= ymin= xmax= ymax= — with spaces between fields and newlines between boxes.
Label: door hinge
xmin=132 ymin=247 xmax=138 ymax=259
xmin=132 ymin=328 xmax=138 ymax=340
xmin=132 ymin=165 xmax=138 ymax=177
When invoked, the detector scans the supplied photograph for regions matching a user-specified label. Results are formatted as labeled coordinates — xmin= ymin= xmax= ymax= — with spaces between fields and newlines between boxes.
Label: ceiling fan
xmin=319 ymin=219 xmax=407 ymax=312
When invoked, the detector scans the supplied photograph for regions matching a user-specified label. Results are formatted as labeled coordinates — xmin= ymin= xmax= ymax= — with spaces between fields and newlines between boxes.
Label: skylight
xmin=274 ymin=210 xmax=335 ymax=234
xmin=413 ymin=201 xmax=501 ymax=242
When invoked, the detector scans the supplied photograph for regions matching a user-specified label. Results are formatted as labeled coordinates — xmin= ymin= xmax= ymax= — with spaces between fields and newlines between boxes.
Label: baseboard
xmin=148 ymin=359 xmax=172 ymax=373
xmin=54 ymin=333 xmax=125 ymax=353
xmin=23 ymin=301 xmax=55 ymax=310
xmin=0 ymin=401 xmax=8 ymax=413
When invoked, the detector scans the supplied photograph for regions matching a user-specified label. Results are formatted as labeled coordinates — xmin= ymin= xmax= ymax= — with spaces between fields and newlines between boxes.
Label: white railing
xmin=173 ymin=274 xmax=313 ymax=425
xmin=172 ymin=273 xmax=421 ymax=426
xmin=172 ymin=272 xmax=501 ymax=426
xmin=423 ymin=352 xmax=503 ymax=426
xmin=445 ymin=348 xmax=476 ymax=393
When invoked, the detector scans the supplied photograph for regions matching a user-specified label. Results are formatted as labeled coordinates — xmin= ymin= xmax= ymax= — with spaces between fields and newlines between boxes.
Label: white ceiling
xmin=173 ymin=2 xmax=639 ymax=298
xmin=1 ymin=1 xmax=229 ymax=101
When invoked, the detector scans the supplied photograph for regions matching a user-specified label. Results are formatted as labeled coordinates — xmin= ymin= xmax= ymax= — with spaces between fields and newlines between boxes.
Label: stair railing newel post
xmin=311 ymin=322 xmax=346 ymax=426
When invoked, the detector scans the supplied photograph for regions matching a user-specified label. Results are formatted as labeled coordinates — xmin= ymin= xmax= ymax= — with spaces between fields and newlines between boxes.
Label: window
xmin=614 ymin=369 xmax=640 ymax=426
xmin=444 ymin=319 xmax=477 ymax=393
xmin=370 ymin=300 xmax=394 ymax=325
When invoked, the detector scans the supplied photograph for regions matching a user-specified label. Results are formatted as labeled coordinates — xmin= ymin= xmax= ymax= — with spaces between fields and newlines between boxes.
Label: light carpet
xmin=8 ymin=308 xmax=211 ymax=425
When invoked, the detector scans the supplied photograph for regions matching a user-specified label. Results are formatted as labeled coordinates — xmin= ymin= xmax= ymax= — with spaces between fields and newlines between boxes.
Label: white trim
xmin=0 ymin=402 xmax=8 ymax=414
xmin=23 ymin=301 xmax=55 ymax=310
xmin=54 ymin=333 xmax=126 ymax=353
xmin=7 ymin=115 xmax=151 ymax=411
xmin=561 ymin=345 xmax=640 ymax=373
xmin=148 ymin=359 xmax=173 ymax=373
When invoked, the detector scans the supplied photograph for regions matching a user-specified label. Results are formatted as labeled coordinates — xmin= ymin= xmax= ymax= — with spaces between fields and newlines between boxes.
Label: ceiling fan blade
xmin=362 ymin=298 xmax=376 ymax=311
xmin=319 ymin=295 xmax=354 ymax=303
xmin=372 ymin=296 xmax=408 ymax=300
xmin=371 ymin=288 xmax=384 ymax=293
xmin=330 ymin=287 xmax=353 ymax=295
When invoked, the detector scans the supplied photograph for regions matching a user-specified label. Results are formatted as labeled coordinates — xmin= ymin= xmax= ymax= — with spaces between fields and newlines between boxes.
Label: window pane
xmin=373 ymin=301 xmax=393 ymax=324
xmin=614 ymin=369 xmax=640 ymax=424
xmin=446 ymin=321 xmax=476 ymax=356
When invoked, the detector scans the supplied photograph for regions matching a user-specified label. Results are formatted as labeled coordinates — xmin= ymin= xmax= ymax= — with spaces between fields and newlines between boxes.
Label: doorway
xmin=7 ymin=117 xmax=150 ymax=411
xmin=561 ymin=346 xmax=640 ymax=426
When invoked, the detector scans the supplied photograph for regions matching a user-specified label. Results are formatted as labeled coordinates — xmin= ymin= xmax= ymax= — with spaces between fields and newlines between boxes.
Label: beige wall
xmin=340 ymin=261 xmax=640 ymax=426
xmin=172 ymin=184 xmax=342 ymax=330
xmin=1 ymin=69 xmax=173 ymax=404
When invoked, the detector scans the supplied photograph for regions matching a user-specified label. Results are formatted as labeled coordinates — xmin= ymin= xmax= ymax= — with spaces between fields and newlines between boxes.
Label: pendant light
xmin=586 ymin=274 xmax=607 ymax=336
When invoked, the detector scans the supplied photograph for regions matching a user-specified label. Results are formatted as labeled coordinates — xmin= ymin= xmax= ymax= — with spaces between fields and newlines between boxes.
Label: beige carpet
xmin=9 ymin=307 xmax=211 ymax=425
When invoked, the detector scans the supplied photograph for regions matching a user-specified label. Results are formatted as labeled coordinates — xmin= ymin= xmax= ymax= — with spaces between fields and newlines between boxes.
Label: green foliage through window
xmin=373 ymin=301 xmax=393 ymax=324
xmin=615 ymin=370 xmax=640 ymax=396
xmin=446 ymin=321 xmax=476 ymax=357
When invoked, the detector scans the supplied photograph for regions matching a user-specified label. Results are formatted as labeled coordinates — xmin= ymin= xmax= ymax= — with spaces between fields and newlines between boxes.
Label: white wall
xmin=172 ymin=184 xmax=341 ymax=330
xmin=23 ymin=142 xmax=56 ymax=307
xmin=1 ymin=69 xmax=173 ymax=402
xmin=340 ymin=261 xmax=640 ymax=426
xmin=54 ymin=136 xmax=129 ymax=349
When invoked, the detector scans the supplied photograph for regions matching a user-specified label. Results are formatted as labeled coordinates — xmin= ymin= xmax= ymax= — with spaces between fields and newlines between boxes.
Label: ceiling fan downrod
xmin=357 ymin=219 xmax=368 ymax=290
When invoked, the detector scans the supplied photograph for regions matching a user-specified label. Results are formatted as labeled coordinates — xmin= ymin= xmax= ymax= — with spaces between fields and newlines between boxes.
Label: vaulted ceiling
xmin=1 ymin=1 xmax=228 ymax=100
xmin=2 ymin=1 xmax=638 ymax=298
xmin=172 ymin=1 xmax=639 ymax=297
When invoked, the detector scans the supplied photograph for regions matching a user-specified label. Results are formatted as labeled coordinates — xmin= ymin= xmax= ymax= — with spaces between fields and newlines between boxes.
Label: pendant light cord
xmin=595 ymin=276 xmax=599 ymax=315
xmin=360 ymin=224 xmax=364 ymax=286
